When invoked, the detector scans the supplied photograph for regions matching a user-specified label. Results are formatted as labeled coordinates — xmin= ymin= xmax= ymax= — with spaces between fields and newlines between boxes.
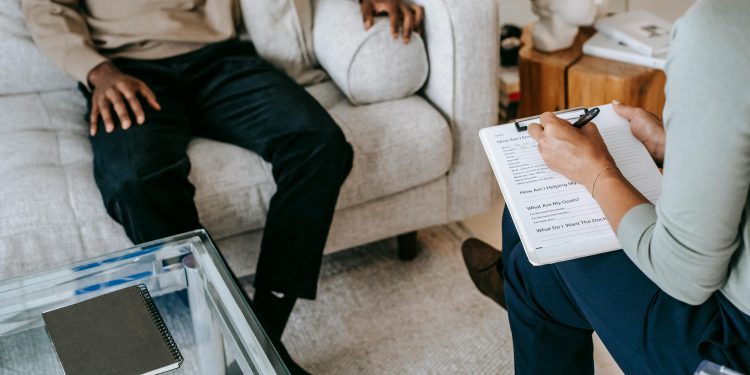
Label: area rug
xmin=243 ymin=223 xmax=515 ymax=374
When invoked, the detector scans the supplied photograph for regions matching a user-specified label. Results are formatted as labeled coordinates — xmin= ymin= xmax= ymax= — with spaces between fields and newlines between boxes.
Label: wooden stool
xmin=519 ymin=25 xmax=666 ymax=119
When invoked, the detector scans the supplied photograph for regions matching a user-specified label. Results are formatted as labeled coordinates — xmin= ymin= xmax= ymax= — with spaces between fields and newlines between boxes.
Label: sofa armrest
xmin=413 ymin=0 xmax=499 ymax=221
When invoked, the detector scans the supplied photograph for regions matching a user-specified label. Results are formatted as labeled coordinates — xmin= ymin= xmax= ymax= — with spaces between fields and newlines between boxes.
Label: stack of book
xmin=584 ymin=10 xmax=672 ymax=70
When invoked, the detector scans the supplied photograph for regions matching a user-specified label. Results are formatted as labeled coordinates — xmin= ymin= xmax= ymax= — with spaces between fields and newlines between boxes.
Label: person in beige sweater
xmin=22 ymin=0 xmax=423 ymax=373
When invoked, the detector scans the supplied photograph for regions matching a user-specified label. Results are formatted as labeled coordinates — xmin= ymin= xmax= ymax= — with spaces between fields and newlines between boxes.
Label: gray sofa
xmin=0 ymin=0 xmax=499 ymax=279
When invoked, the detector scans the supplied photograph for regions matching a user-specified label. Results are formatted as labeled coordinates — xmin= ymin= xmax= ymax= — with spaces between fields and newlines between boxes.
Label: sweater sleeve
xmin=616 ymin=0 xmax=750 ymax=305
xmin=22 ymin=0 xmax=108 ymax=87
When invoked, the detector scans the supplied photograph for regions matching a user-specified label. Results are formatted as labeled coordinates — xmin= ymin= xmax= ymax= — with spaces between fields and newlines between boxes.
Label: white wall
xmin=628 ymin=0 xmax=695 ymax=21
xmin=497 ymin=0 xmax=536 ymax=26
xmin=497 ymin=0 xmax=696 ymax=26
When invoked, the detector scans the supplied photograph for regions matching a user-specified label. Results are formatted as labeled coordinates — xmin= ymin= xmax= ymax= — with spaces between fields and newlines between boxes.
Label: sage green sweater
xmin=617 ymin=0 xmax=750 ymax=315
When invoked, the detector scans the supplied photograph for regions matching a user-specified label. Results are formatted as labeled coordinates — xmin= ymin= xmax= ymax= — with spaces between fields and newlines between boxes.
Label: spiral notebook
xmin=43 ymin=284 xmax=183 ymax=375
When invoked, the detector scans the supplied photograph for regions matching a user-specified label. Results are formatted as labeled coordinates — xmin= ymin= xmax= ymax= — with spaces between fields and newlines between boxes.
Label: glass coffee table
xmin=0 ymin=230 xmax=288 ymax=374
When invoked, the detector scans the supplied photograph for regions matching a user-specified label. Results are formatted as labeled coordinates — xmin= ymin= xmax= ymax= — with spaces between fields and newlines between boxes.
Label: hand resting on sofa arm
xmin=314 ymin=0 xmax=429 ymax=105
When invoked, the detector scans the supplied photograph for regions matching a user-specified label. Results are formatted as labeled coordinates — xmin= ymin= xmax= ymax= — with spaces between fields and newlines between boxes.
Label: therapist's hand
xmin=528 ymin=112 xmax=616 ymax=192
xmin=613 ymin=101 xmax=665 ymax=166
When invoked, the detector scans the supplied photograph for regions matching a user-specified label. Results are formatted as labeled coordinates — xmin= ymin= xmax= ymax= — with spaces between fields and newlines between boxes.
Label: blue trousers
xmin=501 ymin=207 xmax=750 ymax=374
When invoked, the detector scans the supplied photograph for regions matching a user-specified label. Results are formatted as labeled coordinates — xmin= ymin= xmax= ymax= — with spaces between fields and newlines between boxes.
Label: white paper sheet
xmin=479 ymin=104 xmax=662 ymax=265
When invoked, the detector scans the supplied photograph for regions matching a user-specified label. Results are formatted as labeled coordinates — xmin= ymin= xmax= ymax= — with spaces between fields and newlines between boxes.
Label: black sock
xmin=253 ymin=289 xmax=297 ymax=340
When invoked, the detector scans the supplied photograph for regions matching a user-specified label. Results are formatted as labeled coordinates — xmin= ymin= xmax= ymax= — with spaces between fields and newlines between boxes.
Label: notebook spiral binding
xmin=137 ymin=284 xmax=184 ymax=365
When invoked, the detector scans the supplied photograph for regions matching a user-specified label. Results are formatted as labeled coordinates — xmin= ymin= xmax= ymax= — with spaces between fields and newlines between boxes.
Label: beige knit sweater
xmin=22 ymin=0 xmax=241 ymax=84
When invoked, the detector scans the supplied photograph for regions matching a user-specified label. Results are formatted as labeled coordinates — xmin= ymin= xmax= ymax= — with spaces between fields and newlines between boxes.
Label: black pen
xmin=571 ymin=107 xmax=600 ymax=128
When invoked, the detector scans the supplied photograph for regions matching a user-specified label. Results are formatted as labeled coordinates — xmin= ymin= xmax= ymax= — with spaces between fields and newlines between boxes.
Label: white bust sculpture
xmin=531 ymin=0 xmax=608 ymax=52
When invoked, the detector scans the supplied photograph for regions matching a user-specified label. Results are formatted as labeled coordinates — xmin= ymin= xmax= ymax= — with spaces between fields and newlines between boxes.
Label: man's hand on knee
xmin=87 ymin=61 xmax=161 ymax=136
xmin=360 ymin=0 xmax=424 ymax=44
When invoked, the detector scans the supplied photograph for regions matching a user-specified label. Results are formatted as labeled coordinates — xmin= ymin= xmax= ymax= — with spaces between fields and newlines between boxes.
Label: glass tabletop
xmin=0 ymin=230 xmax=288 ymax=375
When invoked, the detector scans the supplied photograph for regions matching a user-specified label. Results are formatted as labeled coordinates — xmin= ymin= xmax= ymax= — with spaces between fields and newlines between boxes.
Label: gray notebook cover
xmin=43 ymin=285 xmax=183 ymax=375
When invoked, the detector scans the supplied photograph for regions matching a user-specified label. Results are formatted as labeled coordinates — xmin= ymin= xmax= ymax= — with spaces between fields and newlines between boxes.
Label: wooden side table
xmin=518 ymin=25 xmax=666 ymax=119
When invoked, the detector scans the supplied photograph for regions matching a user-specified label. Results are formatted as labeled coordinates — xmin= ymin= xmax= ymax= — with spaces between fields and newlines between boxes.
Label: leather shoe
xmin=461 ymin=238 xmax=506 ymax=309
xmin=272 ymin=338 xmax=313 ymax=375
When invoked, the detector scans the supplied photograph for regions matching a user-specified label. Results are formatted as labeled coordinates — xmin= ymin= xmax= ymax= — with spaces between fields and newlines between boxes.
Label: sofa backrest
xmin=0 ymin=0 xmax=77 ymax=95
xmin=238 ymin=0 xmax=328 ymax=85
xmin=1 ymin=0 xmax=427 ymax=104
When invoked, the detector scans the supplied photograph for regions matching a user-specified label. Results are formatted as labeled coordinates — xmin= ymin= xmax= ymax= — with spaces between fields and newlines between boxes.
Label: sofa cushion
xmin=0 ymin=91 xmax=131 ymax=279
xmin=0 ymin=0 xmax=76 ymax=95
xmin=313 ymin=0 xmax=428 ymax=105
xmin=327 ymin=96 xmax=452 ymax=208
xmin=0 ymin=85 xmax=451 ymax=276
xmin=304 ymin=80 xmax=347 ymax=110
xmin=189 ymin=83 xmax=452 ymax=238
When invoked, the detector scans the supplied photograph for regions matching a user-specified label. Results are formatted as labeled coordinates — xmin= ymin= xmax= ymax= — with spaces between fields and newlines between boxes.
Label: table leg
xmin=183 ymin=254 xmax=226 ymax=375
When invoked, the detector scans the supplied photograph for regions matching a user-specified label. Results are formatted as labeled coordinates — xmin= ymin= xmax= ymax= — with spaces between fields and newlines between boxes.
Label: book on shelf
xmin=498 ymin=66 xmax=520 ymax=122
xmin=594 ymin=10 xmax=672 ymax=57
xmin=43 ymin=284 xmax=183 ymax=375
xmin=583 ymin=32 xmax=667 ymax=70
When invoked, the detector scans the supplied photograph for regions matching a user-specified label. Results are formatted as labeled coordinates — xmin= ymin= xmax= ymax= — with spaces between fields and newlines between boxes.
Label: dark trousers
xmin=501 ymin=207 xmax=750 ymax=374
xmin=80 ymin=40 xmax=353 ymax=300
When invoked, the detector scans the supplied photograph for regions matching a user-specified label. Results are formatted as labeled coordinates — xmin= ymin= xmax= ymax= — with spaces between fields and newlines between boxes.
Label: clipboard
xmin=514 ymin=107 xmax=589 ymax=132
xmin=479 ymin=103 xmax=663 ymax=265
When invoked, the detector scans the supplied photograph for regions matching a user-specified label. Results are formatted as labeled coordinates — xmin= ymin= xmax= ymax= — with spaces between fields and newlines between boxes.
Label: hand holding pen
xmin=527 ymin=109 xmax=616 ymax=191
xmin=572 ymin=107 xmax=600 ymax=128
